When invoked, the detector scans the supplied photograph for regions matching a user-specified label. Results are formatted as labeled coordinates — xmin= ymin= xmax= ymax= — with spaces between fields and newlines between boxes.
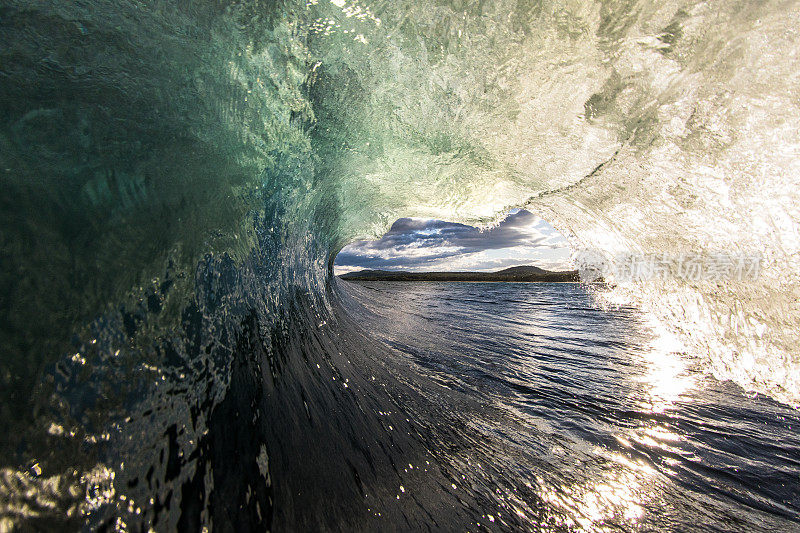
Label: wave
xmin=0 ymin=0 xmax=798 ymax=528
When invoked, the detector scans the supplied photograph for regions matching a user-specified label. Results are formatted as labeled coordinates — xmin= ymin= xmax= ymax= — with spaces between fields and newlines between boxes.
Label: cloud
xmin=334 ymin=210 xmax=573 ymax=273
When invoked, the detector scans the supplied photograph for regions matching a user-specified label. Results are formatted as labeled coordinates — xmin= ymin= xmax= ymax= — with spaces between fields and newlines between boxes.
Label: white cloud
xmin=334 ymin=210 xmax=574 ymax=274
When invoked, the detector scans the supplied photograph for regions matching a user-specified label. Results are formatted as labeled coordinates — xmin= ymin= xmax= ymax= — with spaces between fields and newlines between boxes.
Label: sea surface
xmin=336 ymin=280 xmax=800 ymax=531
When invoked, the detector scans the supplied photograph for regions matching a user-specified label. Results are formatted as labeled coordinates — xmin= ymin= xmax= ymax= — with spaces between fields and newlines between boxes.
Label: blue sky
xmin=334 ymin=209 xmax=573 ymax=274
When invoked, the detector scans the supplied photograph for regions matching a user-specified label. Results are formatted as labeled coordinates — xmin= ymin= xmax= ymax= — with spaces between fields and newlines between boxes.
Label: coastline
xmin=338 ymin=266 xmax=580 ymax=283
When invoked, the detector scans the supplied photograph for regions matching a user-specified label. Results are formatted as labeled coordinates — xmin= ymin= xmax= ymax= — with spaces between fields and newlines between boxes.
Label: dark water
xmin=2 ymin=273 xmax=799 ymax=531
xmin=333 ymin=280 xmax=800 ymax=531
xmin=2 ymin=256 xmax=798 ymax=531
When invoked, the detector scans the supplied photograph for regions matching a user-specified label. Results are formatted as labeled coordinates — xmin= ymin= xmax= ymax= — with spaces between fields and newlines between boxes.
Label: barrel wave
xmin=0 ymin=0 xmax=798 ymax=530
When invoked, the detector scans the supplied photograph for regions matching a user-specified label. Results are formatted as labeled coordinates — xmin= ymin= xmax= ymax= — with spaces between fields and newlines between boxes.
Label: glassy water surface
xmin=337 ymin=280 xmax=800 ymax=531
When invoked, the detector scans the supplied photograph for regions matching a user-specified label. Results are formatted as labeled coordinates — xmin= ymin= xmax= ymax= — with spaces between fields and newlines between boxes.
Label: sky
xmin=334 ymin=209 xmax=574 ymax=274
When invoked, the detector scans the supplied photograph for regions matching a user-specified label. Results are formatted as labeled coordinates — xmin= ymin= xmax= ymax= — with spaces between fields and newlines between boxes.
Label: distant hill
xmin=339 ymin=265 xmax=579 ymax=282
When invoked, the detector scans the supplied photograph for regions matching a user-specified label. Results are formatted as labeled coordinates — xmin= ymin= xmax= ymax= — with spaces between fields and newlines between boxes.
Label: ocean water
xmin=335 ymin=280 xmax=800 ymax=531
xmin=2 ymin=0 xmax=800 ymax=530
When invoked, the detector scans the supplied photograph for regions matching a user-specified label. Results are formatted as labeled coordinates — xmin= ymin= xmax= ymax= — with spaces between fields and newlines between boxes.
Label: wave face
xmin=0 ymin=0 xmax=798 ymax=529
